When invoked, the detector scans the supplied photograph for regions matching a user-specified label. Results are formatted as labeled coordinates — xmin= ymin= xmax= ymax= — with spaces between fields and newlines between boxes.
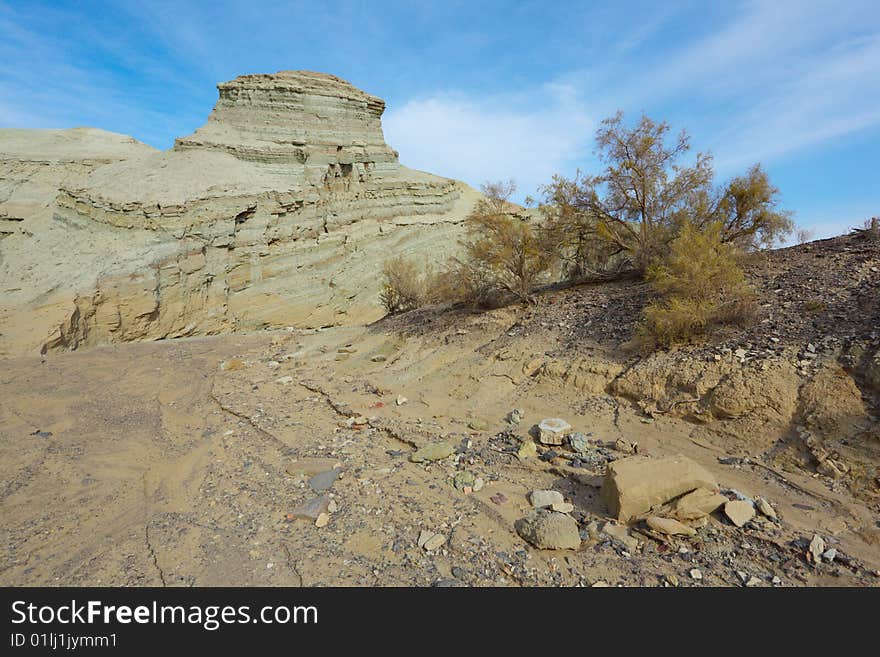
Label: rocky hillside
xmin=383 ymin=229 xmax=880 ymax=502
xmin=0 ymin=71 xmax=480 ymax=356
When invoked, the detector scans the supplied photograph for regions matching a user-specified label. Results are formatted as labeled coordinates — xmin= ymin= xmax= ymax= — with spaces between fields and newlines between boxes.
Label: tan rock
xmin=529 ymin=490 xmax=564 ymax=508
xmin=423 ymin=534 xmax=446 ymax=551
xmin=646 ymin=516 xmax=697 ymax=536
xmin=601 ymin=522 xmax=640 ymax=551
xmin=672 ymin=487 xmax=727 ymax=520
xmin=601 ymin=455 xmax=717 ymax=522
xmin=755 ymin=497 xmax=777 ymax=519
xmin=409 ymin=441 xmax=456 ymax=463
xmin=724 ymin=500 xmax=755 ymax=527
xmin=516 ymin=510 xmax=581 ymax=550
xmin=517 ymin=439 xmax=537 ymax=461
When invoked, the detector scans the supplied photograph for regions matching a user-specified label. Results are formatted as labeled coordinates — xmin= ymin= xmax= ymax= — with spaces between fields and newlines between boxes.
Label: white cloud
xmin=709 ymin=32 xmax=880 ymax=174
xmin=383 ymin=84 xmax=594 ymax=199
xmin=622 ymin=0 xmax=880 ymax=175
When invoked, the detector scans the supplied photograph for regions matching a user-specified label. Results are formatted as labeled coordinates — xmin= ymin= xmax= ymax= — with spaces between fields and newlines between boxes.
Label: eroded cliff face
xmin=0 ymin=72 xmax=479 ymax=355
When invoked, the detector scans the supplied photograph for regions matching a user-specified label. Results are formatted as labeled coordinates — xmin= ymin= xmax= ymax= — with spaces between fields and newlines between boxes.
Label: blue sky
xmin=1 ymin=0 xmax=878 ymax=238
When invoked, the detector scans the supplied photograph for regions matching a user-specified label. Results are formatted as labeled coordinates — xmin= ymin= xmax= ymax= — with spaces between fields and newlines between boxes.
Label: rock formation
xmin=0 ymin=71 xmax=479 ymax=355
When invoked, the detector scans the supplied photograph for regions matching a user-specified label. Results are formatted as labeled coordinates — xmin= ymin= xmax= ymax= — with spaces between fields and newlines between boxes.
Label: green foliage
xmin=637 ymin=222 xmax=755 ymax=348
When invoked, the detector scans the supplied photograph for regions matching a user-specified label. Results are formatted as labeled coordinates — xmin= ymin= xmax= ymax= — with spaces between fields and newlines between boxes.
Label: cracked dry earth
xmin=1 ymin=308 xmax=879 ymax=587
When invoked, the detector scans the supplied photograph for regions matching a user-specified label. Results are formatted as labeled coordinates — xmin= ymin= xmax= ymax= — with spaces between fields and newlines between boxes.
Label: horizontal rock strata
xmin=0 ymin=72 xmax=479 ymax=353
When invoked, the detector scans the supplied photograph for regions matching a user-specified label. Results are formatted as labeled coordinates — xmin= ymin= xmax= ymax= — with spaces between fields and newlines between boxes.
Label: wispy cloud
xmin=619 ymin=0 xmax=880 ymax=174
xmin=0 ymin=0 xmax=876 ymax=235
xmin=384 ymin=84 xmax=593 ymax=198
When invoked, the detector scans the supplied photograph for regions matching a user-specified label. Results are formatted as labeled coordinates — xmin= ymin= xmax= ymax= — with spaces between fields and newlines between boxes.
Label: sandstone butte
xmin=0 ymin=70 xmax=483 ymax=356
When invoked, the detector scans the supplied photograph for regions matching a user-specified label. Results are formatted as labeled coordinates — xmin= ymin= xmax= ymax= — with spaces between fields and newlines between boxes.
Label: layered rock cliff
xmin=0 ymin=71 xmax=479 ymax=354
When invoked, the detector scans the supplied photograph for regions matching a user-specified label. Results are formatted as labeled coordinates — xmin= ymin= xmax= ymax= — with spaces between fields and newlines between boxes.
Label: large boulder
xmin=601 ymin=455 xmax=717 ymax=522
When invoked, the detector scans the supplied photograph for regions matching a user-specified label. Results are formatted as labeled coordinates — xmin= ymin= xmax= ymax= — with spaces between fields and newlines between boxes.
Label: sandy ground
xmin=1 ymin=305 xmax=878 ymax=588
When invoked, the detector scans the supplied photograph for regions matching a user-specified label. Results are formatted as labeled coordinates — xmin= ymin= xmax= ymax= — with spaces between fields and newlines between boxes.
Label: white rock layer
xmin=0 ymin=71 xmax=481 ymax=354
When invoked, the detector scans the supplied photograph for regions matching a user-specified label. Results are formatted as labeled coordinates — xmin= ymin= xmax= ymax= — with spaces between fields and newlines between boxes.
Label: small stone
xmin=468 ymin=418 xmax=489 ymax=431
xmin=276 ymin=375 xmax=294 ymax=384
xmin=315 ymin=513 xmax=330 ymax=528
xmin=423 ymin=534 xmax=446 ymax=551
xmin=690 ymin=569 xmax=703 ymax=580
xmin=672 ymin=487 xmax=727 ymax=520
xmin=529 ymin=489 xmax=564 ymax=508
xmin=568 ymin=432 xmax=591 ymax=455
xmin=327 ymin=499 xmax=338 ymax=513
xmin=551 ymin=502 xmax=574 ymax=514
xmin=755 ymin=497 xmax=778 ymax=520
xmin=418 ymin=530 xmax=434 ymax=549
xmin=724 ymin=500 xmax=755 ymax=527
xmin=539 ymin=449 xmax=558 ymax=462
xmin=453 ymin=471 xmax=476 ymax=491
xmin=396 ymin=395 xmax=407 ymax=406
xmin=410 ymin=441 xmax=456 ymax=463
xmin=745 ymin=576 xmax=762 ymax=587
xmin=817 ymin=459 xmax=846 ymax=479
xmin=490 ymin=493 xmax=508 ymax=505
xmin=808 ymin=534 xmax=826 ymax=562
xmin=517 ymin=440 xmax=537 ymax=461
xmin=370 ymin=355 xmax=387 ymax=363
xmin=537 ymin=418 xmax=572 ymax=445
xmin=614 ymin=438 xmax=637 ymax=454
xmin=507 ymin=408 xmax=524 ymax=425
xmin=473 ymin=477 xmax=485 ymax=492
xmin=822 ymin=548 xmax=837 ymax=563
xmin=591 ymin=581 xmax=611 ymax=587
xmin=288 ymin=495 xmax=330 ymax=521
xmin=772 ymin=576 xmax=782 ymax=585
xmin=515 ymin=510 xmax=580 ymax=550
xmin=646 ymin=516 xmax=697 ymax=536
xmin=308 ymin=468 xmax=341 ymax=492
xmin=602 ymin=523 xmax=639 ymax=551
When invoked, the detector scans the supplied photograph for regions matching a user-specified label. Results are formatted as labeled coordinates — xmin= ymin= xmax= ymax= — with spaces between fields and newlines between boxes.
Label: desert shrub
xmin=379 ymin=256 xmax=425 ymax=314
xmin=542 ymin=113 xmax=793 ymax=276
xmin=426 ymin=257 xmax=517 ymax=308
xmin=464 ymin=211 xmax=550 ymax=303
xmin=796 ymin=227 xmax=815 ymax=244
xmin=541 ymin=113 xmax=714 ymax=273
xmin=710 ymin=164 xmax=794 ymax=250
xmin=637 ymin=222 xmax=755 ymax=348
xmin=451 ymin=180 xmax=552 ymax=303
